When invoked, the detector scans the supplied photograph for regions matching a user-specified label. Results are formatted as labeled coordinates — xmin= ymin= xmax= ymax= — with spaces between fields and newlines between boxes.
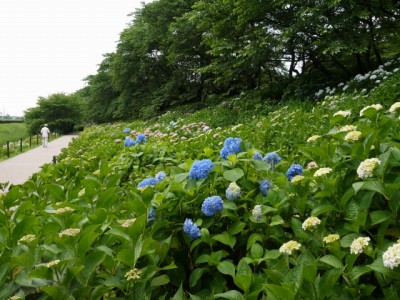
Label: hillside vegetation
xmin=1 ymin=61 xmax=400 ymax=299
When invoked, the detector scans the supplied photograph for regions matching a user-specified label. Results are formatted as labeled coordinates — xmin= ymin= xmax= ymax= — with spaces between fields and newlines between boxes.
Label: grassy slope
xmin=0 ymin=123 xmax=28 ymax=144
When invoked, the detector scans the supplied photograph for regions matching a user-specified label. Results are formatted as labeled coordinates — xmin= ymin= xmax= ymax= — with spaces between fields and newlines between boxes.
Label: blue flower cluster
xmin=253 ymin=152 xmax=263 ymax=160
xmin=286 ymin=164 xmax=304 ymax=181
xmin=124 ymin=137 xmax=135 ymax=147
xmin=263 ymin=152 xmax=282 ymax=165
xmin=260 ymin=179 xmax=272 ymax=196
xmin=137 ymin=171 xmax=166 ymax=188
xmin=220 ymin=137 xmax=242 ymax=159
xmin=123 ymin=128 xmax=131 ymax=134
xmin=155 ymin=171 xmax=166 ymax=182
xmin=189 ymin=159 xmax=214 ymax=180
xmin=201 ymin=196 xmax=224 ymax=217
xmin=183 ymin=218 xmax=201 ymax=239
xmin=136 ymin=133 xmax=147 ymax=143
xmin=226 ymin=182 xmax=241 ymax=201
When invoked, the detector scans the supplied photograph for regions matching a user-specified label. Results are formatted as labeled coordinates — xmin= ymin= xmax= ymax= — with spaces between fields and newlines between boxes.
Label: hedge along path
xmin=0 ymin=134 xmax=78 ymax=190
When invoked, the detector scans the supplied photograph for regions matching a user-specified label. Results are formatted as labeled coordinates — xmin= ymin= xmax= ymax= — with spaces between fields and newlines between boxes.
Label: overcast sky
xmin=0 ymin=0 xmax=150 ymax=117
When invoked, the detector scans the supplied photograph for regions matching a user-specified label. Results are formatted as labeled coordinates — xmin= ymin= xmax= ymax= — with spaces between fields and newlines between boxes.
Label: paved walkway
xmin=0 ymin=134 xmax=78 ymax=189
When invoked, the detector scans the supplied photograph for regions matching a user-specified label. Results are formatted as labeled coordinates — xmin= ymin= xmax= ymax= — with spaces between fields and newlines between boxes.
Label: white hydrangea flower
xmin=59 ymin=228 xmax=80 ymax=237
xmin=307 ymin=161 xmax=318 ymax=169
xmin=252 ymin=205 xmax=263 ymax=220
xmin=339 ymin=125 xmax=357 ymax=132
xmin=125 ymin=268 xmax=142 ymax=281
xmin=291 ymin=175 xmax=304 ymax=183
xmin=46 ymin=259 xmax=61 ymax=268
xmin=383 ymin=242 xmax=400 ymax=269
xmin=389 ymin=102 xmax=400 ymax=113
xmin=360 ymin=104 xmax=383 ymax=116
xmin=54 ymin=207 xmax=75 ymax=215
xmin=307 ymin=135 xmax=321 ymax=143
xmin=118 ymin=218 xmax=137 ymax=228
xmin=333 ymin=110 xmax=351 ymax=118
xmin=357 ymin=158 xmax=381 ymax=180
xmin=350 ymin=237 xmax=370 ymax=254
xmin=17 ymin=234 xmax=36 ymax=245
xmin=302 ymin=216 xmax=321 ymax=230
xmin=344 ymin=131 xmax=362 ymax=142
xmin=323 ymin=234 xmax=340 ymax=243
xmin=279 ymin=240 xmax=302 ymax=255
xmin=313 ymin=167 xmax=332 ymax=177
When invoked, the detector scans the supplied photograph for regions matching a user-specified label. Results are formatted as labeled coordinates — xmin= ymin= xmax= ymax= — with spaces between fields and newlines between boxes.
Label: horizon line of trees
xmin=26 ymin=0 xmax=400 ymax=125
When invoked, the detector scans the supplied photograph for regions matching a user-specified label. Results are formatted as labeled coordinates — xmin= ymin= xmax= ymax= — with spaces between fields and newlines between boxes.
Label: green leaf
xmin=223 ymin=168 xmax=244 ymax=182
xmin=318 ymin=268 xmax=344 ymax=299
xmin=319 ymin=255 xmax=344 ymax=269
xmin=76 ymin=251 xmax=106 ymax=286
xmin=270 ymin=215 xmax=284 ymax=226
xmin=250 ymin=243 xmax=264 ymax=259
xmin=174 ymin=172 xmax=189 ymax=183
xmin=213 ymin=290 xmax=246 ymax=300
xmin=150 ymin=274 xmax=170 ymax=286
xmin=352 ymin=181 xmax=388 ymax=199
xmin=212 ymin=232 xmax=236 ymax=249
xmin=234 ymin=274 xmax=252 ymax=293
xmin=117 ymin=248 xmax=134 ymax=267
xmin=311 ymin=203 xmax=336 ymax=216
xmin=217 ymin=260 xmax=236 ymax=278
xmin=42 ymin=286 xmax=65 ymax=299
xmin=189 ymin=268 xmax=207 ymax=288
xmin=45 ymin=184 xmax=65 ymax=200
xmin=88 ymin=208 xmax=108 ymax=224
xmin=264 ymin=250 xmax=281 ymax=260
xmin=264 ymin=284 xmax=295 ymax=300
xmin=370 ymin=210 xmax=392 ymax=226
xmin=246 ymin=233 xmax=263 ymax=250
xmin=228 ymin=221 xmax=246 ymax=235
xmin=236 ymin=258 xmax=252 ymax=276
xmin=350 ymin=266 xmax=371 ymax=281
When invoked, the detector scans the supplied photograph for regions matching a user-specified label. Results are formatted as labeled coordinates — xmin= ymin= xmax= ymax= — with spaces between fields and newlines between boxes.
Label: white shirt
xmin=41 ymin=126 xmax=51 ymax=137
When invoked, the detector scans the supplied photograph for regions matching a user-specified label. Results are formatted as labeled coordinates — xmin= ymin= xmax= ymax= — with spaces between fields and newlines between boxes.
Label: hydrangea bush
xmin=0 ymin=72 xmax=400 ymax=299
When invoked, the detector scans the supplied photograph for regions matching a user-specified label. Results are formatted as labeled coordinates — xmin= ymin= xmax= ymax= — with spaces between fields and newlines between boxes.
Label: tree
xmin=24 ymin=93 xmax=83 ymax=134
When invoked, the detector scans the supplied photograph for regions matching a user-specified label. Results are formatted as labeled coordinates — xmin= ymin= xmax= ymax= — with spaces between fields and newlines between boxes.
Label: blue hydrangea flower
xmin=220 ymin=137 xmax=242 ymax=159
xmin=136 ymin=133 xmax=147 ymax=143
xmin=201 ymin=196 xmax=224 ymax=217
xmin=263 ymin=152 xmax=282 ymax=167
xmin=226 ymin=182 xmax=241 ymax=201
xmin=286 ymin=164 xmax=304 ymax=181
xmin=183 ymin=218 xmax=201 ymax=239
xmin=124 ymin=137 xmax=135 ymax=147
xmin=137 ymin=177 xmax=158 ymax=188
xmin=260 ymin=179 xmax=272 ymax=196
xmin=155 ymin=171 xmax=166 ymax=182
xmin=123 ymin=128 xmax=131 ymax=134
xmin=148 ymin=207 xmax=156 ymax=224
xmin=189 ymin=159 xmax=214 ymax=180
xmin=253 ymin=152 xmax=263 ymax=160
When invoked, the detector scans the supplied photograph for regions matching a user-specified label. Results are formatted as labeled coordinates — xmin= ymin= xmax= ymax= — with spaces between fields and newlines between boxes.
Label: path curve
xmin=0 ymin=134 xmax=78 ymax=188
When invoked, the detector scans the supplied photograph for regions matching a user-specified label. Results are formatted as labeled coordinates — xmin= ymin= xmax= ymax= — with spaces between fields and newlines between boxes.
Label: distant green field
xmin=0 ymin=123 xmax=28 ymax=144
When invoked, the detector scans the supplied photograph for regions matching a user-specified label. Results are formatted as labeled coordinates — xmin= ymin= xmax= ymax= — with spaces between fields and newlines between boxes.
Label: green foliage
xmin=24 ymin=93 xmax=83 ymax=134
xmin=79 ymin=0 xmax=400 ymax=123
xmin=1 ymin=73 xmax=400 ymax=299
xmin=0 ymin=123 xmax=28 ymax=145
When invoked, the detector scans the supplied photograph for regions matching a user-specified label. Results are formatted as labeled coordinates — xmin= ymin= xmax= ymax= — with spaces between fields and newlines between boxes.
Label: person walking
xmin=40 ymin=124 xmax=51 ymax=147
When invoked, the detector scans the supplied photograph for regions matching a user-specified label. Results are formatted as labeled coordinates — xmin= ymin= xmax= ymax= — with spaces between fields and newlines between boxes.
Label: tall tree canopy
xmin=25 ymin=93 xmax=83 ymax=134
xmin=82 ymin=0 xmax=400 ymax=122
